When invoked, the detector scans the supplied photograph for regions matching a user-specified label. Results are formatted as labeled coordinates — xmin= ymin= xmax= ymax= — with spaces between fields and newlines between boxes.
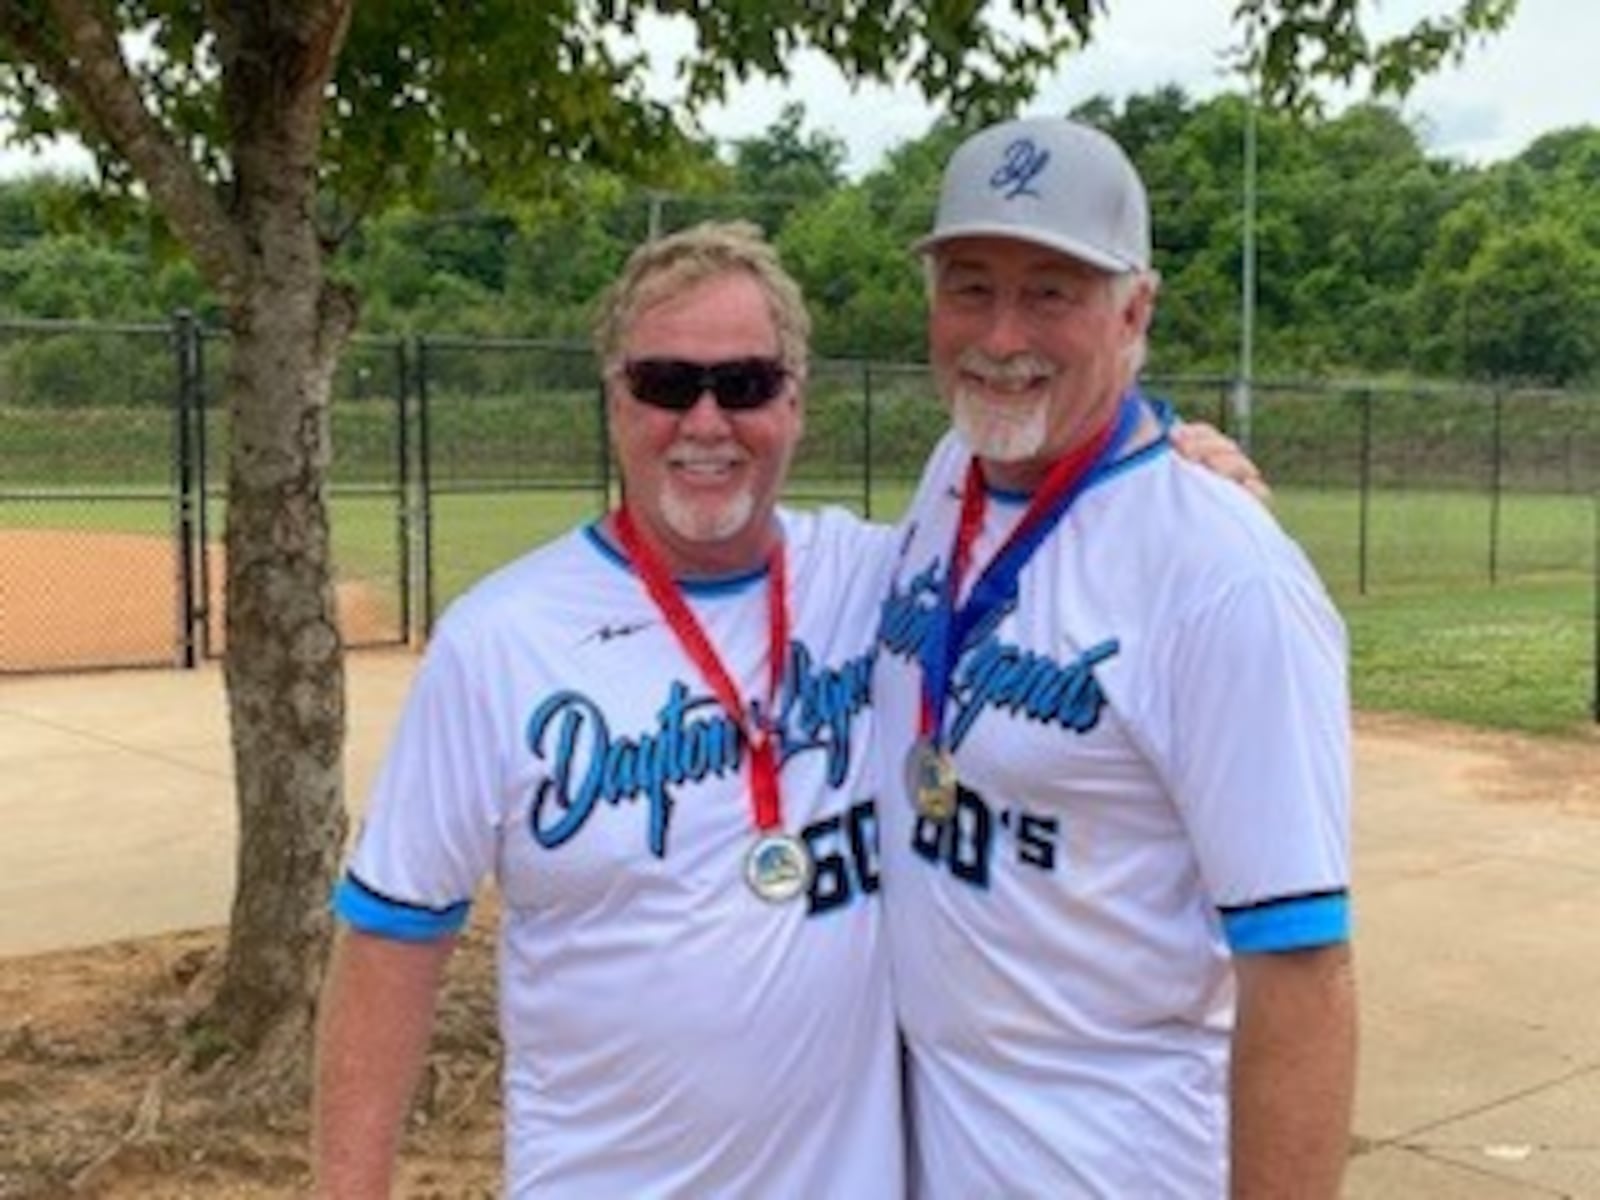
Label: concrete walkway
xmin=1 ymin=654 xmax=1597 ymax=1197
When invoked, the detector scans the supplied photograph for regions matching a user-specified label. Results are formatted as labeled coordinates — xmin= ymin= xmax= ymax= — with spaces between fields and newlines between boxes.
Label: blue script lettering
xmin=946 ymin=637 xmax=1118 ymax=748
xmin=877 ymin=558 xmax=1014 ymax=666
xmin=526 ymin=682 xmax=740 ymax=858
xmin=879 ymin=555 xmax=1117 ymax=746
xmin=778 ymin=643 xmax=873 ymax=787
xmin=525 ymin=640 xmax=877 ymax=859
xmin=877 ymin=562 xmax=943 ymax=659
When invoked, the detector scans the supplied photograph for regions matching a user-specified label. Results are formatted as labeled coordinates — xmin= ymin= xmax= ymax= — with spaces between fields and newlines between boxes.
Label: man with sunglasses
xmin=874 ymin=116 xmax=1356 ymax=1198
xmin=313 ymin=217 xmax=1268 ymax=1197
xmin=314 ymin=222 xmax=905 ymax=1197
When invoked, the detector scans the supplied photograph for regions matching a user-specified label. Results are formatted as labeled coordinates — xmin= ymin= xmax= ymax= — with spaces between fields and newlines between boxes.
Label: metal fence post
xmin=597 ymin=373 xmax=612 ymax=513
xmin=171 ymin=309 xmax=200 ymax=668
xmin=1488 ymin=387 xmax=1504 ymax=585
xmin=415 ymin=335 xmax=436 ymax=636
xmin=193 ymin=325 xmax=214 ymax=660
xmin=862 ymin=359 xmax=875 ymax=519
xmin=1357 ymin=388 xmax=1372 ymax=596
xmin=395 ymin=337 xmax=413 ymax=645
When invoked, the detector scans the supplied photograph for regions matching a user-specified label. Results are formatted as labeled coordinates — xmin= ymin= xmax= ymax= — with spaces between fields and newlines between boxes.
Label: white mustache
xmin=956 ymin=349 xmax=1056 ymax=386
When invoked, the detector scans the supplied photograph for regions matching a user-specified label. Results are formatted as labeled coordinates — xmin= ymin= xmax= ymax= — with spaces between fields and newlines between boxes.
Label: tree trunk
xmin=211 ymin=271 xmax=353 ymax=1087
xmin=207 ymin=8 xmax=359 ymax=1080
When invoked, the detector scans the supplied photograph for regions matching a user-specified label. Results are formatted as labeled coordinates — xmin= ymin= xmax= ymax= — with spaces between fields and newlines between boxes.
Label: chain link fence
xmin=0 ymin=316 xmax=409 ymax=672
xmin=2 ymin=316 xmax=1596 ymax=723
xmin=1159 ymin=377 xmax=1599 ymax=595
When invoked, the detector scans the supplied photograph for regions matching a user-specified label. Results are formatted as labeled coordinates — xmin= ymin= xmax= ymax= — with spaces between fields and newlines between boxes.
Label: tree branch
xmin=26 ymin=0 xmax=249 ymax=303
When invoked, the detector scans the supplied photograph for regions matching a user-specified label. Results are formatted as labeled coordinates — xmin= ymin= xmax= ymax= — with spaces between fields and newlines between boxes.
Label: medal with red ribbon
xmin=613 ymin=508 xmax=811 ymax=902
xmin=910 ymin=394 xmax=1144 ymax=820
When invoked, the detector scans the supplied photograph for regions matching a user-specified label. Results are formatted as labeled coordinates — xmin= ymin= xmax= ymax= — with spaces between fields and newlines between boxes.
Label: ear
xmin=1121 ymin=274 xmax=1158 ymax=341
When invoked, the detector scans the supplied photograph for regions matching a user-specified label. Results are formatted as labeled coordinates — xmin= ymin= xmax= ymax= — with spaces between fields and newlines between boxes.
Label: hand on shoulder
xmin=1169 ymin=420 xmax=1272 ymax=505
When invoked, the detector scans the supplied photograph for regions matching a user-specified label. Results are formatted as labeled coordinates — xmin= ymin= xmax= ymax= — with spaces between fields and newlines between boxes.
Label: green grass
xmin=1271 ymin=486 xmax=1593 ymax=593
xmin=4 ymin=481 xmax=1595 ymax=736
xmin=426 ymin=488 xmax=609 ymax=604
xmin=1270 ymin=488 xmax=1597 ymax=734
xmin=0 ymin=492 xmax=174 ymax=536
xmin=1342 ymin=579 xmax=1595 ymax=734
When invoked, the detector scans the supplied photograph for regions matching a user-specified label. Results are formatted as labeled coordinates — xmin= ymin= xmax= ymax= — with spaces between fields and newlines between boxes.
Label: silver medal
xmin=907 ymin=737 xmax=958 ymax=821
xmin=744 ymin=832 xmax=813 ymax=903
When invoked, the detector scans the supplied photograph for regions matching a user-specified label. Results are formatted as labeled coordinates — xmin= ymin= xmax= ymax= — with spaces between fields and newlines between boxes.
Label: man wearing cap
xmin=874 ymin=117 xmax=1356 ymax=1197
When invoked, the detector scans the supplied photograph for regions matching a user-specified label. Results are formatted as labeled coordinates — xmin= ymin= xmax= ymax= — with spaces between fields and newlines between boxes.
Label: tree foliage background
xmin=5 ymin=93 xmax=1595 ymax=387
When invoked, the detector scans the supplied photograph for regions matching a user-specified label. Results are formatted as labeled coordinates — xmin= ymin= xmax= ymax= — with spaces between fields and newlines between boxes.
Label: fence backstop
xmin=2 ymin=315 xmax=1595 ymax=725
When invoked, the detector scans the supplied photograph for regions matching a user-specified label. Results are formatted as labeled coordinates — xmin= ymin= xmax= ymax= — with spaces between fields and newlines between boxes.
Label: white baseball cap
xmin=914 ymin=116 xmax=1151 ymax=273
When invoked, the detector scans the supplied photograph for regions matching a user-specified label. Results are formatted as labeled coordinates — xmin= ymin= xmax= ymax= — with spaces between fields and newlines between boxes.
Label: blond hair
xmin=592 ymin=220 xmax=811 ymax=379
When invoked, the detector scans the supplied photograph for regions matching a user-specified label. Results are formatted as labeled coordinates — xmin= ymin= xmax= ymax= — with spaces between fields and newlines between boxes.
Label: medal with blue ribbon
xmin=910 ymin=394 xmax=1145 ymax=820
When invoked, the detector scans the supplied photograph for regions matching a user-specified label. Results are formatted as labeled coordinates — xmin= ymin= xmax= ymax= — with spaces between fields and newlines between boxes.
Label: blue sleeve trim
xmin=332 ymin=873 xmax=471 ymax=943
xmin=1222 ymin=890 xmax=1349 ymax=954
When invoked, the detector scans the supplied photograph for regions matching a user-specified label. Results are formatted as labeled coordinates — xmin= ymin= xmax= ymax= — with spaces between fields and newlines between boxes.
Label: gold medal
xmin=907 ymin=738 xmax=958 ymax=821
xmin=744 ymin=832 xmax=813 ymax=903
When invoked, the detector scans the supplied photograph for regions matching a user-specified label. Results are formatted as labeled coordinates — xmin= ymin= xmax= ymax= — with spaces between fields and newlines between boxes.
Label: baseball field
xmin=3 ymin=479 xmax=1594 ymax=733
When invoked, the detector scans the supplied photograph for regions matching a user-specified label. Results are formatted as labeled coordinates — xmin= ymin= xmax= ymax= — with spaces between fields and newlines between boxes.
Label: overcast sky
xmin=691 ymin=0 xmax=1597 ymax=177
xmin=2 ymin=0 xmax=1592 ymax=180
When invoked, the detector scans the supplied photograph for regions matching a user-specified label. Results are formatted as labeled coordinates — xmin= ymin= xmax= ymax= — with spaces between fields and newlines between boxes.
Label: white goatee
xmin=660 ymin=444 xmax=757 ymax=542
xmin=950 ymin=384 xmax=1050 ymax=463
xmin=947 ymin=349 xmax=1056 ymax=463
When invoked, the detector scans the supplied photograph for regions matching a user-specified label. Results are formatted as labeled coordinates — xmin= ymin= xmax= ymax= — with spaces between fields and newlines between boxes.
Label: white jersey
xmin=875 ymin=422 xmax=1351 ymax=1199
xmin=338 ymin=506 xmax=903 ymax=1199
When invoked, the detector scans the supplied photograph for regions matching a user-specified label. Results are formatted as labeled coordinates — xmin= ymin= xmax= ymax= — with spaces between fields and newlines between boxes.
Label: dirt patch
xmin=0 ymin=911 xmax=503 ymax=1199
xmin=0 ymin=529 xmax=397 ymax=673
xmin=1356 ymin=710 xmax=1600 ymax=817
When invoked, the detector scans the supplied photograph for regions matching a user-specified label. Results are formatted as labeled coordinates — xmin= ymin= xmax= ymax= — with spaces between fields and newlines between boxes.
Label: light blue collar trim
xmin=582 ymin=522 xmax=772 ymax=596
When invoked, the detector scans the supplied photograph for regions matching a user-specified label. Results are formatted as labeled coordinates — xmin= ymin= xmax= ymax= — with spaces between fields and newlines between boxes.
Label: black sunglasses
xmin=622 ymin=357 xmax=789 ymax=412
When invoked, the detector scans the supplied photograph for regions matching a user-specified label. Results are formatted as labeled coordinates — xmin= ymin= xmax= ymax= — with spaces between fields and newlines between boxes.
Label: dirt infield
xmin=0 ymin=529 xmax=397 ymax=672
xmin=1358 ymin=710 xmax=1600 ymax=816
